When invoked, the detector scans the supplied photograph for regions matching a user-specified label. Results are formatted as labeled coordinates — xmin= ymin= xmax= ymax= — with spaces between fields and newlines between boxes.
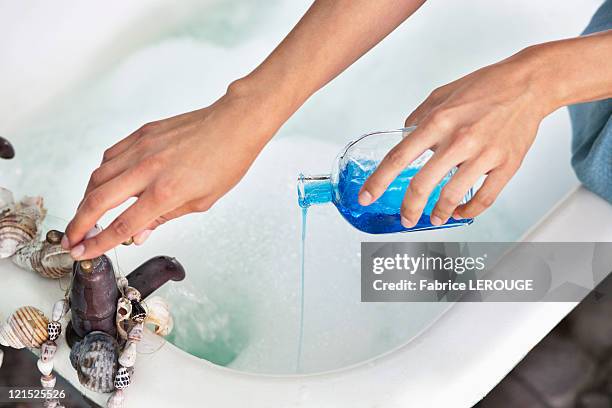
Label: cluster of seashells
xmin=0 ymin=187 xmax=73 ymax=279
xmin=0 ymin=179 xmax=180 ymax=408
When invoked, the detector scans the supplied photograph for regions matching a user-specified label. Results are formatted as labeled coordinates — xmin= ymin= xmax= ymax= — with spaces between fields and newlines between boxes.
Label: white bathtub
xmin=0 ymin=1 xmax=608 ymax=406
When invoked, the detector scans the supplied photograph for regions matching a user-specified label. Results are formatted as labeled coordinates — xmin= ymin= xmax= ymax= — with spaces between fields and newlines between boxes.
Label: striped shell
xmin=70 ymin=331 xmax=119 ymax=393
xmin=0 ymin=306 xmax=49 ymax=349
xmin=0 ymin=196 xmax=46 ymax=258
xmin=144 ymin=296 xmax=174 ymax=336
xmin=11 ymin=239 xmax=72 ymax=278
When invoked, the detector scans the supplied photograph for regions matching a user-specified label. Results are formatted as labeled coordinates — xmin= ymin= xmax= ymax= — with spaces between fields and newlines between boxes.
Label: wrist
xmin=515 ymin=32 xmax=612 ymax=115
xmin=512 ymin=44 xmax=565 ymax=117
xmin=225 ymin=72 xmax=307 ymax=125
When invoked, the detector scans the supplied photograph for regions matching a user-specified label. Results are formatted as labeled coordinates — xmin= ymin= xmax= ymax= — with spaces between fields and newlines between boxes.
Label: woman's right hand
xmin=62 ymin=80 xmax=282 ymax=260
xmin=359 ymin=47 xmax=551 ymax=227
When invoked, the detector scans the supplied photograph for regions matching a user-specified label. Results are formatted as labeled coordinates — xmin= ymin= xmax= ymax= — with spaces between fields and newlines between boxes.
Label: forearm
xmin=228 ymin=0 xmax=426 ymax=132
xmin=523 ymin=29 xmax=612 ymax=114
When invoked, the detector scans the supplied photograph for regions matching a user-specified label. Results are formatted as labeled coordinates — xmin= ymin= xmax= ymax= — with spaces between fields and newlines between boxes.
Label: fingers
xmin=101 ymin=122 xmax=162 ymax=164
xmin=69 ymin=188 xmax=177 ymax=260
xmin=358 ymin=126 xmax=435 ymax=206
xmin=83 ymin=156 xmax=133 ymax=199
xmin=101 ymin=128 xmax=143 ymax=164
xmin=64 ymin=167 xmax=150 ymax=251
xmin=132 ymin=198 xmax=212 ymax=245
xmin=133 ymin=229 xmax=153 ymax=245
xmin=454 ymin=167 xmax=515 ymax=219
xmin=400 ymin=148 xmax=463 ymax=228
xmin=405 ymin=95 xmax=441 ymax=127
xmin=429 ymin=160 xmax=490 ymax=225
xmin=404 ymin=84 xmax=458 ymax=127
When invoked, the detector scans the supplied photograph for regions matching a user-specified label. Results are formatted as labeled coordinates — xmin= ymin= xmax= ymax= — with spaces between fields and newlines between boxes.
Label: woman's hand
xmin=359 ymin=47 xmax=556 ymax=228
xmin=62 ymin=84 xmax=281 ymax=260
xmin=360 ymin=28 xmax=612 ymax=228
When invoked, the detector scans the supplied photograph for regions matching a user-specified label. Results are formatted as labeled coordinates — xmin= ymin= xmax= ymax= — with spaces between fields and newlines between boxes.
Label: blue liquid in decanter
xmin=297 ymin=127 xmax=474 ymax=233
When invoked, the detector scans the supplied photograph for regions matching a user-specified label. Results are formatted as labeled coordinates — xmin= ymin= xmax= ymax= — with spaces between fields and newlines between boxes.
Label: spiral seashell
xmin=0 ymin=196 xmax=46 ymax=258
xmin=41 ymin=373 xmax=57 ymax=389
xmin=11 ymin=237 xmax=73 ymax=278
xmin=41 ymin=340 xmax=57 ymax=363
xmin=128 ymin=322 xmax=144 ymax=342
xmin=116 ymin=276 xmax=129 ymax=293
xmin=0 ymin=348 xmax=4 ymax=368
xmin=47 ymin=321 xmax=61 ymax=341
xmin=37 ymin=358 xmax=53 ymax=376
xmin=51 ymin=299 xmax=69 ymax=322
xmin=130 ymin=299 xmax=147 ymax=323
xmin=125 ymin=287 xmax=141 ymax=301
xmin=144 ymin=296 xmax=174 ymax=336
xmin=0 ymin=306 xmax=49 ymax=349
xmin=118 ymin=341 xmax=137 ymax=368
xmin=116 ymin=298 xmax=132 ymax=340
xmin=70 ymin=331 xmax=119 ymax=393
xmin=114 ymin=366 xmax=131 ymax=389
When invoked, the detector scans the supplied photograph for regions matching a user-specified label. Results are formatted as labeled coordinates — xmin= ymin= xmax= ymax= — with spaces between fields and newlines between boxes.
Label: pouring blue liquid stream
xmin=295 ymin=128 xmax=474 ymax=371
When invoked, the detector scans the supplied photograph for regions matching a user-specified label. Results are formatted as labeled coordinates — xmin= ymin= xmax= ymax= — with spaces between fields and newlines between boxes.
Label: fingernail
xmin=85 ymin=224 xmax=102 ymax=239
xmin=70 ymin=244 xmax=85 ymax=259
xmin=401 ymin=216 xmax=414 ymax=228
xmin=61 ymin=235 xmax=70 ymax=250
xmin=452 ymin=212 xmax=463 ymax=220
xmin=430 ymin=215 xmax=442 ymax=226
xmin=358 ymin=191 xmax=373 ymax=206
xmin=133 ymin=229 xmax=153 ymax=245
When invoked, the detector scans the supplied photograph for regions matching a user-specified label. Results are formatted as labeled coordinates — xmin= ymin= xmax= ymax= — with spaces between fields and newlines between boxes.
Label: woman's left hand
xmin=359 ymin=46 xmax=555 ymax=227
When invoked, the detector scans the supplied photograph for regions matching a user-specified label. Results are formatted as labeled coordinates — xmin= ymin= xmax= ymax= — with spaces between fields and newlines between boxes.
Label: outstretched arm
xmin=63 ymin=0 xmax=427 ymax=259
xmin=360 ymin=29 xmax=612 ymax=228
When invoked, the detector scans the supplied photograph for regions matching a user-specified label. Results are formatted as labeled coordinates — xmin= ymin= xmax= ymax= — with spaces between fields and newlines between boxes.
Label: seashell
xmin=47 ymin=321 xmax=61 ymax=341
xmin=130 ymin=300 xmax=147 ymax=323
xmin=125 ymin=287 xmax=141 ymax=302
xmin=107 ymin=389 xmax=125 ymax=408
xmin=0 ymin=187 xmax=14 ymax=216
xmin=116 ymin=297 xmax=132 ymax=340
xmin=41 ymin=340 xmax=57 ymax=363
xmin=41 ymin=373 xmax=57 ymax=389
xmin=116 ymin=276 xmax=129 ymax=293
xmin=43 ymin=399 xmax=60 ymax=408
xmin=144 ymin=296 xmax=174 ymax=336
xmin=0 ymin=348 xmax=3 ymax=368
xmin=0 ymin=306 xmax=49 ymax=349
xmin=70 ymin=331 xmax=119 ymax=393
xmin=11 ymin=237 xmax=73 ymax=278
xmin=51 ymin=299 xmax=69 ymax=322
xmin=0 ymin=196 xmax=46 ymax=258
xmin=128 ymin=322 xmax=144 ymax=342
xmin=118 ymin=341 xmax=137 ymax=368
xmin=114 ymin=366 xmax=131 ymax=389
xmin=0 ymin=136 xmax=14 ymax=159
xmin=37 ymin=358 xmax=53 ymax=376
